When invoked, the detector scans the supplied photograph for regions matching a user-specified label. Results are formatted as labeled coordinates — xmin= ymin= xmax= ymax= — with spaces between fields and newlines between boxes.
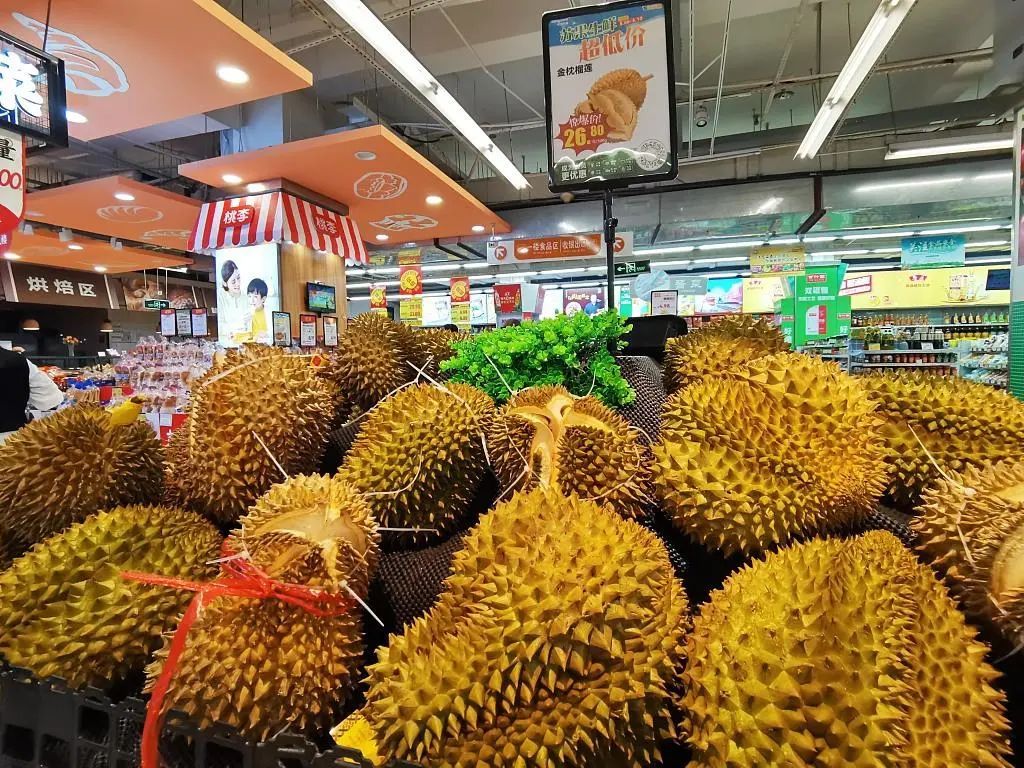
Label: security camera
xmin=695 ymin=104 xmax=709 ymax=128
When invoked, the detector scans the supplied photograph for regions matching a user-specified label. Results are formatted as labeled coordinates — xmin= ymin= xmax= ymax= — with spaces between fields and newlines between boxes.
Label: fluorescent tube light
xmin=967 ymin=240 xmax=1011 ymax=249
xmin=843 ymin=230 xmax=916 ymax=241
xmin=885 ymin=136 xmax=1013 ymax=161
xmin=635 ymin=245 xmax=696 ymax=256
xmin=855 ymin=176 xmax=964 ymax=194
xmin=968 ymin=257 xmax=1011 ymax=265
xmin=796 ymin=0 xmax=918 ymax=159
xmin=321 ymin=0 xmax=530 ymax=190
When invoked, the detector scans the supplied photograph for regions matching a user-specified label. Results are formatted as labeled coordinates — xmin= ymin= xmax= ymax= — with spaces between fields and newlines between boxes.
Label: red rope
xmin=122 ymin=540 xmax=354 ymax=768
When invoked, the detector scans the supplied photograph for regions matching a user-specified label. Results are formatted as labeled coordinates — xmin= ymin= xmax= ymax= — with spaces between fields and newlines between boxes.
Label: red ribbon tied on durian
xmin=122 ymin=540 xmax=354 ymax=768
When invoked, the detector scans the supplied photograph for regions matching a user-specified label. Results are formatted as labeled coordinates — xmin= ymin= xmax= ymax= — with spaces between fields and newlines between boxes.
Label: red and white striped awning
xmin=187 ymin=191 xmax=368 ymax=265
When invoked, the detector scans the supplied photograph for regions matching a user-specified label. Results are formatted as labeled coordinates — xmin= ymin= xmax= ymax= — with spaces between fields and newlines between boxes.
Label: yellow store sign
xmin=842 ymin=266 xmax=1009 ymax=309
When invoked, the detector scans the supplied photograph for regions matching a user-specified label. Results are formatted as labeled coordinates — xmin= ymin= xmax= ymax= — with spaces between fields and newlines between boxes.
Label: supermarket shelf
xmin=859 ymin=349 xmax=955 ymax=355
xmin=856 ymin=323 xmax=1008 ymax=329
xmin=853 ymin=362 xmax=959 ymax=368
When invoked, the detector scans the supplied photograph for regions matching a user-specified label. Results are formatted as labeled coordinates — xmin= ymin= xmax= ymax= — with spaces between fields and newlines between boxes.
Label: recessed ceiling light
xmin=472 ymin=225 xmax=486 ymax=233
xmin=222 ymin=173 xmax=242 ymax=185
xmin=114 ymin=192 xmax=135 ymax=202
xmin=376 ymin=234 xmax=390 ymax=241
xmin=68 ymin=243 xmax=84 ymax=251
xmin=93 ymin=265 xmax=107 ymax=273
xmin=355 ymin=151 xmax=377 ymax=161
xmin=405 ymin=242 xmax=416 ymax=246
xmin=426 ymin=195 xmax=443 ymax=206
xmin=216 ymin=65 xmax=250 ymax=84
xmin=65 ymin=110 xmax=88 ymax=124
xmin=4 ymin=252 xmax=20 ymax=260
xmin=246 ymin=182 xmax=267 ymax=193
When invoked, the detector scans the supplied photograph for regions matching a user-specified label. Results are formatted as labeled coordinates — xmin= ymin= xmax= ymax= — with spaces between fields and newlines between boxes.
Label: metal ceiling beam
xmin=709 ymin=0 xmax=734 ymax=156
xmin=763 ymin=0 xmax=811 ymax=126
xmin=287 ymin=0 xmax=456 ymax=54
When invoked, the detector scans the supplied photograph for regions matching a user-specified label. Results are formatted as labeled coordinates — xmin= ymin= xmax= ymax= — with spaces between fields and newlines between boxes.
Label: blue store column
xmin=1012 ymin=109 xmax=1024 ymax=400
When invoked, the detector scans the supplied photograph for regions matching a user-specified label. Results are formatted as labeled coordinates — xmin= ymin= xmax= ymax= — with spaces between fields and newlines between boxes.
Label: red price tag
xmin=557 ymin=113 xmax=611 ymax=155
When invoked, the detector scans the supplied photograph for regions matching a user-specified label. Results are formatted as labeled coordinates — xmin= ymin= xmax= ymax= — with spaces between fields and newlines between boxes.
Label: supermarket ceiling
xmin=17 ymin=0 xmax=1020 ymax=239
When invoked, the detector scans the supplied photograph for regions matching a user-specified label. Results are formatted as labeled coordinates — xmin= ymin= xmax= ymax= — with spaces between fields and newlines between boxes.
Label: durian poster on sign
xmin=543 ymin=0 xmax=677 ymax=192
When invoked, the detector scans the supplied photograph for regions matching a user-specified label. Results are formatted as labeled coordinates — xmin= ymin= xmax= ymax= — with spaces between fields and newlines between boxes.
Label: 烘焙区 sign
xmin=543 ymin=0 xmax=677 ymax=191
xmin=0 ymin=261 xmax=118 ymax=308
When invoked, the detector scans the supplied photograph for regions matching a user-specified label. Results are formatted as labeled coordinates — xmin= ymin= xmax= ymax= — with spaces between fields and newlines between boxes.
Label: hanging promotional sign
xmin=0 ymin=31 xmax=68 ymax=146
xmin=272 ymin=311 xmax=291 ymax=346
xmin=0 ymin=126 xmax=24 ymax=235
xmin=397 ymin=248 xmax=422 ymax=266
xmin=673 ymin=275 xmax=707 ymax=296
xmin=900 ymin=234 xmax=967 ymax=269
xmin=563 ymin=287 xmax=605 ymax=316
xmin=450 ymin=275 xmax=471 ymax=303
xmin=399 ymin=297 xmax=423 ymax=325
xmin=493 ymin=284 xmax=524 ymax=314
xmin=750 ymin=245 xmax=806 ymax=276
xmin=369 ymin=284 xmax=388 ymax=310
xmin=742 ymin=275 xmax=790 ymax=314
xmin=543 ymin=0 xmax=677 ymax=192
xmin=488 ymin=231 xmax=633 ymax=264
xmin=777 ymin=265 xmax=850 ymax=346
xmin=323 ymin=316 xmax=339 ymax=347
xmin=190 ymin=308 xmax=208 ymax=337
xmin=399 ymin=264 xmax=423 ymax=296
xmin=842 ymin=265 xmax=1010 ymax=309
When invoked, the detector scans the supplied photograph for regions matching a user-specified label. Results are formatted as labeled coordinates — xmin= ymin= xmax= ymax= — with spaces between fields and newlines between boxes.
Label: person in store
xmin=247 ymin=278 xmax=270 ymax=343
xmin=0 ymin=346 xmax=64 ymax=444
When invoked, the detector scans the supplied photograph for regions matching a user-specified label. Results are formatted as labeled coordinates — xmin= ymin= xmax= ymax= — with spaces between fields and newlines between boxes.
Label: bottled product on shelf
xmin=960 ymin=332 xmax=1009 ymax=388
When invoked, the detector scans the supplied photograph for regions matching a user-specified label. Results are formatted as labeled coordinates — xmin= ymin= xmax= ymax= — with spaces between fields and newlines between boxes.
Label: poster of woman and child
xmin=214 ymin=244 xmax=282 ymax=347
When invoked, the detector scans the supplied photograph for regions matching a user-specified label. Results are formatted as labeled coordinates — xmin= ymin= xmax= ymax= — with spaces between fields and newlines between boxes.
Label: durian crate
xmin=0 ymin=666 xmax=416 ymax=768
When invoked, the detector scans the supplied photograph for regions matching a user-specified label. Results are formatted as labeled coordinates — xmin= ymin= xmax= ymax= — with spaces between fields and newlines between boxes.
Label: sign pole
xmin=603 ymin=188 xmax=617 ymax=310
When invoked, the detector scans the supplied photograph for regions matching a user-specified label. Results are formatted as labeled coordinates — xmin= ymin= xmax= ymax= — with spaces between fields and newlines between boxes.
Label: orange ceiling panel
xmin=26 ymin=177 xmax=200 ymax=250
xmin=0 ymin=0 xmax=312 ymax=141
xmin=8 ymin=229 xmax=191 ymax=274
xmin=178 ymin=126 xmax=511 ymax=242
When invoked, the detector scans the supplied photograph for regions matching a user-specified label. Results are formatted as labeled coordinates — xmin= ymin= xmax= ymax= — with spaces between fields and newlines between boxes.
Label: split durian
xmin=358 ymin=488 xmax=689 ymax=768
xmin=487 ymin=385 xmax=651 ymax=519
xmin=915 ymin=460 xmax=1024 ymax=647
xmin=588 ymin=68 xmax=653 ymax=109
xmin=654 ymin=353 xmax=887 ymax=556
xmin=324 ymin=313 xmax=416 ymax=411
xmin=682 ymin=531 xmax=1012 ymax=767
xmin=663 ymin=314 xmax=787 ymax=392
xmin=149 ymin=474 xmax=379 ymax=740
xmin=163 ymin=345 xmax=335 ymax=524
xmin=0 ymin=505 xmax=220 ymax=689
xmin=339 ymin=382 xmax=495 ymax=544
xmin=0 ymin=404 xmax=163 ymax=564
xmin=863 ymin=373 xmax=1024 ymax=507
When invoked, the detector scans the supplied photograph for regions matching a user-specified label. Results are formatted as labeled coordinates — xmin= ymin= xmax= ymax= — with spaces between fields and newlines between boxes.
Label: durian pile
xmin=0 ymin=315 xmax=1020 ymax=768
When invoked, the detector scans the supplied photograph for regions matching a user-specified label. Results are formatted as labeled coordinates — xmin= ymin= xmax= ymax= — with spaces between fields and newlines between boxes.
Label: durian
xmin=359 ymin=488 xmax=689 ymax=768
xmin=663 ymin=314 xmax=787 ymax=392
xmin=0 ymin=505 xmax=220 ymax=689
xmin=325 ymin=313 xmax=417 ymax=411
xmin=0 ymin=404 xmax=163 ymax=563
xmin=588 ymin=68 xmax=653 ymax=109
xmin=862 ymin=373 xmax=1024 ymax=507
xmin=574 ymin=87 xmax=637 ymax=141
xmin=163 ymin=345 xmax=336 ymax=524
xmin=338 ymin=383 xmax=495 ymax=543
xmin=149 ymin=474 xmax=379 ymax=740
xmin=682 ymin=531 xmax=1012 ymax=767
xmin=408 ymin=327 xmax=468 ymax=380
xmin=487 ymin=385 xmax=651 ymax=519
xmin=654 ymin=353 xmax=887 ymax=556
xmin=915 ymin=460 xmax=1024 ymax=647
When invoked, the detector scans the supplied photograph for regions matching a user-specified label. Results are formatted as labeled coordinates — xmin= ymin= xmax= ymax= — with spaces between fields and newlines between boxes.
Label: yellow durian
xmin=0 ymin=505 xmax=220 ymax=690
xmin=487 ymin=385 xmax=651 ymax=518
xmin=682 ymin=531 xmax=1012 ymax=767
xmin=358 ymin=488 xmax=689 ymax=768
xmin=163 ymin=345 xmax=335 ymax=524
xmin=663 ymin=314 xmax=787 ymax=392
xmin=149 ymin=474 xmax=379 ymax=740
xmin=654 ymin=353 xmax=886 ymax=556
xmin=0 ymin=403 xmax=163 ymax=563
xmin=862 ymin=373 xmax=1024 ymax=507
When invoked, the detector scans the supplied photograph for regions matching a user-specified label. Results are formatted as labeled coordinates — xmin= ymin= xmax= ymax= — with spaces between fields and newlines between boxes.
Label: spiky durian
xmin=408 ymin=327 xmax=468 ymax=380
xmin=654 ymin=353 xmax=887 ymax=556
xmin=149 ymin=474 xmax=379 ymax=740
xmin=487 ymin=385 xmax=651 ymax=518
xmin=359 ymin=488 xmax=689 ymax=768
xmin=915 ymin=460 xmax=1024 ymax=647
xmin=0 ymin=505 xmax=220 ymax=689
xmin=338 ymin=383 xmax=495 ymax=544
xmin=163 ymin=345 xmax=335 ymax=524
xmin=663 ymin=314 xmax=787 ymax=392
xmin=682 ymin=531 xmax=1012 ymax=767
xmin=0 ymin=404 xmax=163 ymax=563
xmin=862 ymin=373 xmax=1024 ymax=507
xmin=325 ymin=313 xmax=416 ymax=411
